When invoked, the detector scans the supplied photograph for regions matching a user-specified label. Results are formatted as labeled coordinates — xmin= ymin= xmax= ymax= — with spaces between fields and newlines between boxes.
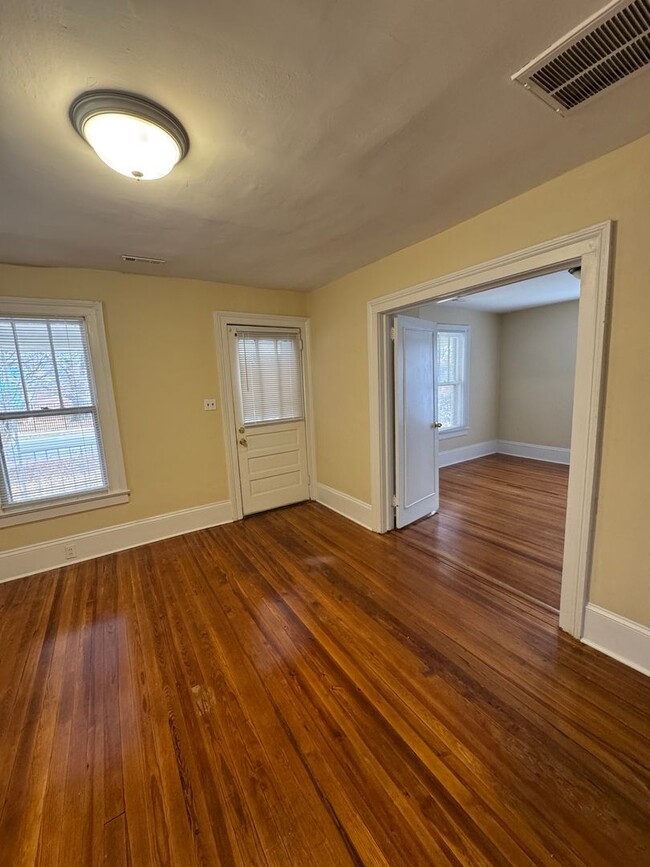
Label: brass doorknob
xmin=239 ymin=438 xmax=248 ymax=446
xmin=433 ymin=422 xmax=443 ymax=429
xmin=238 ymin=426 xmax=245 ymax=434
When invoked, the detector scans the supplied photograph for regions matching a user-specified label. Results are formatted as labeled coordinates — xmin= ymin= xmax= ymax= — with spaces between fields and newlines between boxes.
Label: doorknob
xmin=433 ymin=422 xmax=443 ymax=429
xmin=239 ymin=438 xmax=248 ymax=446
xmin=238 ymin=426 xmax=245 ymax=434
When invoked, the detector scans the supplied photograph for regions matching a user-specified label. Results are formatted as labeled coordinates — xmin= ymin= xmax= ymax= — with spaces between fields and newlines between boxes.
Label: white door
xmin=229 ymin=326 xmax=310 ymax=516
xmin=394 ymin=315 xmax=441 ymax=528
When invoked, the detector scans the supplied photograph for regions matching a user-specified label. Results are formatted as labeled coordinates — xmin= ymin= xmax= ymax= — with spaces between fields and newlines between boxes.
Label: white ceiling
xmin=438 ymin=270 xmax=581 ymax=313
xmin=1 ymin=0 xmax=649 ymax=290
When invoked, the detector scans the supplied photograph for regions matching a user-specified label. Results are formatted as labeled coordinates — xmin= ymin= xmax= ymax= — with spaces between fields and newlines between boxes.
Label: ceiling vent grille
xmin=121 ymin=254 xmax=166 ymax=265
xmin=512 ymin=0 xmax=650 ymax=114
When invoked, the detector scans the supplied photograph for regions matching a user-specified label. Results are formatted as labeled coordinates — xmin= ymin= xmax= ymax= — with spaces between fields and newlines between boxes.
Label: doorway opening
xmin=391 ymin=268 xmax=580 ymax=612
xmin=368 ymin=223 xmax=612 ymax=638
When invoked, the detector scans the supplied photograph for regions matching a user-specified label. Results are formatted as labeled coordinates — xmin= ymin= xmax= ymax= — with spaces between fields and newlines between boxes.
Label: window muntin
xmin=436 ymin=328 xmax=469 ymax=433
xmin=0 ymin=316 xmax=108 ymax=508
xmin=236 ymin=330 xmax=304 ymax=424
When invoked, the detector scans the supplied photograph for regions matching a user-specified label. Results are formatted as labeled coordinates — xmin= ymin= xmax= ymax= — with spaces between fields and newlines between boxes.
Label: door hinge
xmin=390 ymin=326 xmax=396 ymax=341
xmin=391 ymin=494 xmax=398 ymax=507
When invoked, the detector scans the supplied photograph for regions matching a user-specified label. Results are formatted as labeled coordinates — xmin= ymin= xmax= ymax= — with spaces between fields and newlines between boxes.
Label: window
xmin=436 ymin=326 xmax=469 ymax=435
xmin=235 ymin=329 xmax=304 ymax=424
xmin=0 ymin=298 xmax=128 ymax=526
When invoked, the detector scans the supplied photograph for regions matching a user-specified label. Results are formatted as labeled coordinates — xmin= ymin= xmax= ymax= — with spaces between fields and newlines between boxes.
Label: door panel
xmin=394 ymin=315 xmax=440 ymax=528
xmin=238 ymin=420 xmax=309 ymax=513
xmin=229 ymin=327 xmax=310 ymax=516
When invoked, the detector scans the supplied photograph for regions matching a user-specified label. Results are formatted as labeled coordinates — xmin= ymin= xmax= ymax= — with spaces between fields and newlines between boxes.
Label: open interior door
xmin=394 ymin=315 xmax=440 ymax=528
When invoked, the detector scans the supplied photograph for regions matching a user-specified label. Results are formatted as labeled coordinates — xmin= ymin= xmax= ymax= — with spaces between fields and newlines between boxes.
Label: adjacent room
xmin=394 ymin=270 xmax=580 ymax=611
xmin=1 ymin=0 xmax=649 ymax=864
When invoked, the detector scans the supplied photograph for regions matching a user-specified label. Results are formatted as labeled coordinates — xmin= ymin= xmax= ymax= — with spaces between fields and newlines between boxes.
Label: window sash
xmin=0 ymin=404 xmax=96 ymax=421
xmin=0 ymin=316 xmax=96 ymax=413
xmin=437 ymin=383 xmax=465 ymax=430
xmin=0 ymin=409 xmax=108 ymax=508
xmin=0 ymin=307 xmax=119 ymax=517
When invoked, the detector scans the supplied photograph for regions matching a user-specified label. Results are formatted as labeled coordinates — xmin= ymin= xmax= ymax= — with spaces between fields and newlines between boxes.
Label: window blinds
xmin=0 ymin=317 xmax=107 ymax=506
xmin=236 ymin=330 xmax=304 ymax=424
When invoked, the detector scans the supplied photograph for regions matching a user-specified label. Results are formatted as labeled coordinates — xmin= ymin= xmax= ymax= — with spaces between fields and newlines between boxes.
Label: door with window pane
xmin=229 ymin=326 xmax=310 ymax=516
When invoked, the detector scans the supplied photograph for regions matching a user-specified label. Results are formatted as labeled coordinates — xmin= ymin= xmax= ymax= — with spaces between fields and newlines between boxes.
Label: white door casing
xmin=368 ymin=222 xmax=613 ymax=638
xmin=394 ymin=315 xmax=440 ymax=528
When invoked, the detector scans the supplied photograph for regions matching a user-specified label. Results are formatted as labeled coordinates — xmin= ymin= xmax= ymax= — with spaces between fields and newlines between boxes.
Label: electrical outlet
xmin=63 ymin=544 xmax=76 ymax=560
xmin=203 ymin=398 xmax=216 ymax=411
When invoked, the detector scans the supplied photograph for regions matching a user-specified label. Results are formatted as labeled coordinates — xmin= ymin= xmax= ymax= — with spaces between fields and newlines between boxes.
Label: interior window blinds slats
xmin=236 ymin=330 xmax=304 ymax=424
xmin=0 ymin=316 xmax=107 ymax=506
xmin=437 ymin=332 xmax=464 ymax=386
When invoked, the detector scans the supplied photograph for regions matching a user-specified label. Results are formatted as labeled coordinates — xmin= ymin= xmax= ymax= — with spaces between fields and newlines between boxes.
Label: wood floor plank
xmin=418 ymin=454 xmax=569 ymax=608
xmin=219 ymin=522 xmax=543 ymax=866
xmin=103 ymin=812 xmax=131 ymax=867
xmin=205 ymin=529 xmax=495 ymax=865
xmin=149 ymin=537 xmax=350 ymax=866
xmin=254 ymin=507 xmax=648 ymax=865
xmin=1 ymin=457 xmax=648 ymax=865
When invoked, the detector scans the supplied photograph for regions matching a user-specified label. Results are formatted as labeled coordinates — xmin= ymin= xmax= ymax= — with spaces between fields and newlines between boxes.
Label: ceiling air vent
xmin=512 ymin=0 xmax=650 ymax=114
xmin=121 ymin=254 xmax=167 ymax=265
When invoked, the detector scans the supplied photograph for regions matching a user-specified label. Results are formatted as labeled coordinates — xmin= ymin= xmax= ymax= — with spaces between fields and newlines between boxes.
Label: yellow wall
xmin=0 ymin=265 xmax=307 ymax=550
xmin=499 ymin=301 xmax=579 ymax=449
xmin=416 ymin=304 xmax=500 ymax=452
xmin=309 ymin=134 xmax=650 ymax=625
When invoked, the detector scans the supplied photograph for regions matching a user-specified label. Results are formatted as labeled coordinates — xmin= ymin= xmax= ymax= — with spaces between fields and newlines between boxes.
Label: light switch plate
xmin=203 ymin=398 xmax=217 ymax=411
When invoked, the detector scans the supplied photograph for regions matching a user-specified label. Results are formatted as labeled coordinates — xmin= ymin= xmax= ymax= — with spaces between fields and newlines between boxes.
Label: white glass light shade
xmin=82 ymin=112 xmax=182 ymax=180
xmin=70 ymin=91 xmax=189 ymax=181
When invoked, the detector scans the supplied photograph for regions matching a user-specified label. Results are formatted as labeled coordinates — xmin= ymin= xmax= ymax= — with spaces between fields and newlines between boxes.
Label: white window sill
xmin=0 ymin=489 xmax=130 ymax=528
xmin=439 ymin=427 xmax=469 ymax=440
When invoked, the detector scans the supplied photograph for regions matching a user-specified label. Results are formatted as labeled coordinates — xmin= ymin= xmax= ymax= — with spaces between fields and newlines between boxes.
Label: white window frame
xmin=435 ymin=324 xmax=470 ymax=439
xmin=0 ymin=297 xmax=129 ymax=527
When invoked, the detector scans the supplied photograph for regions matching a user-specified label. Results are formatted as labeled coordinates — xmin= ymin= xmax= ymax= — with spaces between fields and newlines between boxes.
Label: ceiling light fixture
xmin=70 ymin=90 xmax=189 ymax=180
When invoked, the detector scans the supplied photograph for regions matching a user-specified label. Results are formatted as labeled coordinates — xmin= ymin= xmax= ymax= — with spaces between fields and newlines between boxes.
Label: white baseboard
xmin=498 ymin=440 xmax=571 ymax=465
xmin=439 ymin=440 xmax=498 ymax=467
xmin=582 ymin=603 xmax=650 ymax=677
xmin=438 ymin=439 xmax=570 ymax=467
xmin=0 ymin=500 xmax=233 ymax=583
xmin=316 ymin=484 xmax=372 ymax=529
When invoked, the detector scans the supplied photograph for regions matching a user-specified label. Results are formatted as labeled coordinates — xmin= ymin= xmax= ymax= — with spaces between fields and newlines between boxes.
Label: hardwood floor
xmin=405 ymin=454 xmax=569 ymax=609
xmin=1 ymin=497 xmax=649 ymax=865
